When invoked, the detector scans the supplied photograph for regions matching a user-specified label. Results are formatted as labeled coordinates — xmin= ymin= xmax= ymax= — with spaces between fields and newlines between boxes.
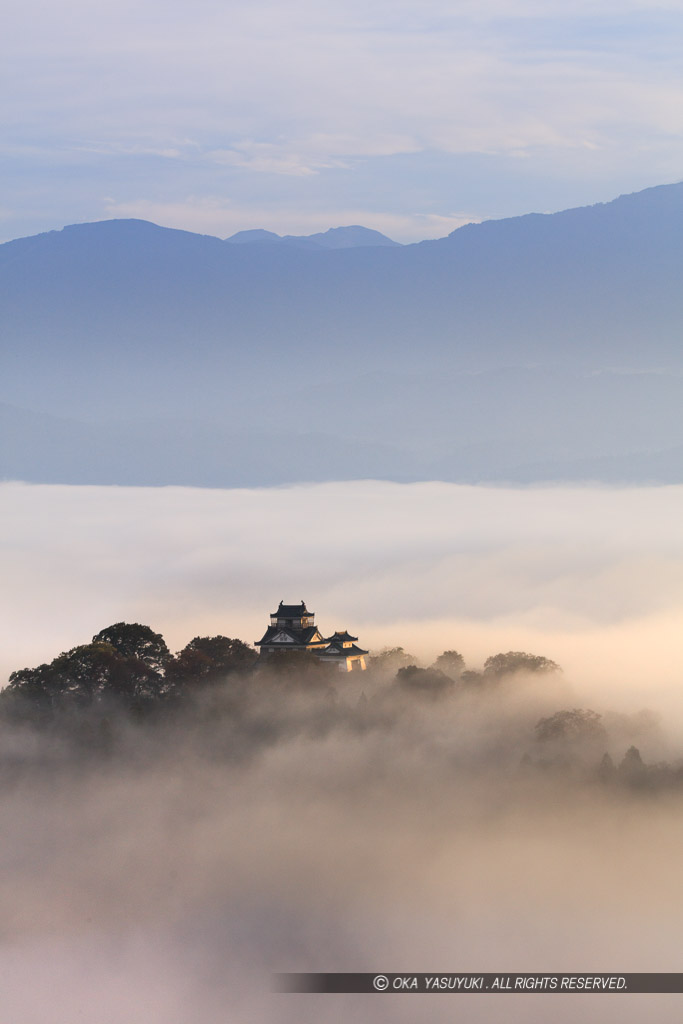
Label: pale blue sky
xmin=3 ymin=0 xmax=683 ymax=242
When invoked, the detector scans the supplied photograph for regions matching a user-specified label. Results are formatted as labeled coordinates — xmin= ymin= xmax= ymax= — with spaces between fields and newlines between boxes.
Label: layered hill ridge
xmin=2 ymin=182 xmax=683 ymax=486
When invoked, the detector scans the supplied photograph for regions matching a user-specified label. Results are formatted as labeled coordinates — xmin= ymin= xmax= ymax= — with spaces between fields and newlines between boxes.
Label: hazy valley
xmin=4 ymin=182 xmax=683 ymax=487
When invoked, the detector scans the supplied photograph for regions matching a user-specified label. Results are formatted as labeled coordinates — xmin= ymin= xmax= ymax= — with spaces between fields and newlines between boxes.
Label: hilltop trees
xmin=166 ymin=636 xmax=257 ymax=684
xmin=368 ymin=648 xmax=559 ymax=686
xmin=49 ymin=642 xmax=150 ymax=701
xmin=431 ymin=650 xmax=465 ymax=678
xmin=3 ymin=638 xmax=171 ymax=715
xmin=535 ymin=708 xmax=607 ymax=746
xmin=2 ymin=619 xmax=566 ymax=740
xmin=394 ymin=665 xmax=455 ymax=699
xmin=92 ymin=623 xmax=170 ymax=673
xmin=367 ymin=647 xmax=418 ymax=674
xmin=2 ymin=623 xmax=258 ymax=719
xmin=484 ymin=652 xmax=560 ymax=679
xmin=4 ymin=662 xmax=61 ymax=720
xmin=3 ymin=623 xmax=177 ymax=717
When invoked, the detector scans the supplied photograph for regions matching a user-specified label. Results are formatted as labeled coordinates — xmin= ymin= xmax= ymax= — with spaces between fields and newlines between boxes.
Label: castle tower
xmin=255 ymin=600 xmax=327 ymax=653
xmin=255 ymin=601 xmax=367 ymax=671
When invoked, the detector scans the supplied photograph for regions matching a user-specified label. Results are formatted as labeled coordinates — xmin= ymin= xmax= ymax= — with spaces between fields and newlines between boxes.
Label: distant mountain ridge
xmin=2 ymin=181 xmax=683 ymax=487
xmin=225 ymin=225 xmax=401 ymax=248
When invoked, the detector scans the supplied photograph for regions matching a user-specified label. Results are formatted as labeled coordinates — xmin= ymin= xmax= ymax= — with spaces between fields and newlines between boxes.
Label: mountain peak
xmin=285 ymin=225 xmax=401 ymax=249
xmin=225 ymin=224 xmax=400 ymax=249
xmin=225 ymin=229 xmax=282 ymax=244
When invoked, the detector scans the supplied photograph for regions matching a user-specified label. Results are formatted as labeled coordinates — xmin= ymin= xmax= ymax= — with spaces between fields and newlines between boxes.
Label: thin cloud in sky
xmin=3 ymin=0 xmax=683 ymax=238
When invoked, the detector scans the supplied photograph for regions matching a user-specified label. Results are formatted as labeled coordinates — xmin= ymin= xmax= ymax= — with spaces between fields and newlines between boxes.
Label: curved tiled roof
xmin=273 ymin=600 xmax=312 ymax=618
xmin=320 ymin=643 xmax=368 ymax=657
xmin=256 ymin=625 xmax=326 ymax=647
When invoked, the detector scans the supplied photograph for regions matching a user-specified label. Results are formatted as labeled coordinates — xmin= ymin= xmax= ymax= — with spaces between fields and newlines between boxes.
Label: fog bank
xmin=0 ymin=678 xmax=682 ymax=1024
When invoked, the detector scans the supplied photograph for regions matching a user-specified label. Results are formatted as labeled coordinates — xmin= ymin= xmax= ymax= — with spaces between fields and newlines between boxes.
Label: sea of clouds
xmin=1 ymin=480 xmax=683 ymax=1024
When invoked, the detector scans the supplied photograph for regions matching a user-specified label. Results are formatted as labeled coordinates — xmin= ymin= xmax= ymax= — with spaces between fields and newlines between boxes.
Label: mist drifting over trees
xmin=1 ymin=618 xmax=682 ymax=1024
xmin=2 ymin=481 xmax=683 ymax=1022
xmin=2 ymin=617 xmax=678 ymax=794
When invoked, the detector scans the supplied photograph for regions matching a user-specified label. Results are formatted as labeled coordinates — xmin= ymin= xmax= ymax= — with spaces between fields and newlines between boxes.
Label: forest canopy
xmin=3 ymin=623 xmax=561 ymax=720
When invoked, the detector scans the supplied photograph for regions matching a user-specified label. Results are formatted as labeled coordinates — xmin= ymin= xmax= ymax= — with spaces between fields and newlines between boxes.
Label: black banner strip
xmin=274 ymin=973 xmax=683 ymax=994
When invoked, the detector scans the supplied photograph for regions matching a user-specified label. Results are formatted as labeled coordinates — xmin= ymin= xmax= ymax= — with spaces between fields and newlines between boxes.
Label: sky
xmin=3 ymin=0 xmax=683 ymax=242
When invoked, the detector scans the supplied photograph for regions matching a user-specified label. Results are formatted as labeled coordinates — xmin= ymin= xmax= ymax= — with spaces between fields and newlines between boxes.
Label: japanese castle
xmin=256 ymin=600 xmax=368 ymax=672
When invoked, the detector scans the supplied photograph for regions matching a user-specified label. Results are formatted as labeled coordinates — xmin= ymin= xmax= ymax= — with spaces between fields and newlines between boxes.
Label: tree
xmin=4 ymin=640 xmax=169 ymax=712
xmin=2 ymin=662 xmax=61 ymax=719
xmin=92 ymin=623 xmax=170 ymax=673
xmin=484 ymin=651 xmax=560 ymax=678
xmin=460 ymin=669 xmax=483 ymax=686
xmin=49 ymin=642 xmax=128 ymax=701
xmin=619 ymin=745 xmax=646 ymax=782
xmin=166 ymin=635 xmax=257 ymax=685
xmin=367 ymin=647 xmax=417 ymax=674
xmin=535 ymin=708 xmax=606 ymax=745
xmin=533 ymin=708 xmax=608 ymax=771
xmin=395 ymin=665 xmax=455 ymax=699
xmin=432 ymin=650 xmax=465 ymax=678
xmin=597 ymin=752 xmax=616 ymax=782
